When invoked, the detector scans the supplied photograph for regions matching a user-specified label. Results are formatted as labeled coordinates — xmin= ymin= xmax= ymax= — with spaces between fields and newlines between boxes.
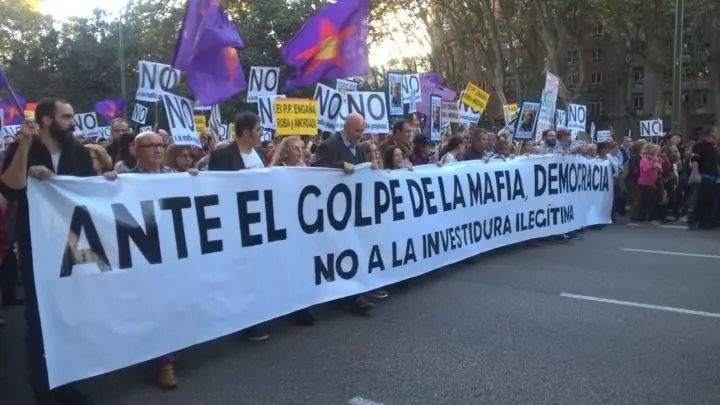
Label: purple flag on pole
xmin=94 ymin=97 xmax=126 ymax=124
xmin=0 ymin=67 xmax=25 ymax=125
xmin=281 ymin=0 xmax=370 ymax=92
xmin=172 ymin=0 xmax=246 ymax=105
xmin=0 ymin=95 xmax=26 ymax=126
xmin=421 ymin=73 xmax=443 ymax=84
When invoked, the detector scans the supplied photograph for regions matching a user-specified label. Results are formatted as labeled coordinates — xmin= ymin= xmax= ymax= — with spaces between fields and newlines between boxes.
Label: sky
xmin=39 ymin=0 xmax=127 ymax=19
xmin=37 ymin=0 xmax=426 ymax=67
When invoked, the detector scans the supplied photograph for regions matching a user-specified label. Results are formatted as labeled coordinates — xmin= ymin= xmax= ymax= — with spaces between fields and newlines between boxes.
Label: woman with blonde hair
xmin=271 ymin=136 xmax=306 ymax=167
xmin=164 ymin=143 xmax=195 ymax=172
xmin=84 ymin=144 xmax=114 ymax=174
xmin=359 ymin=140 xmax=381 ymax=169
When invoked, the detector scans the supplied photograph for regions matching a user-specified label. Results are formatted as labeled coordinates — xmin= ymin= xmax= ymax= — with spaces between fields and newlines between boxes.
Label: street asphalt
xmin=2 ymin=223 xmax=720 ymax=405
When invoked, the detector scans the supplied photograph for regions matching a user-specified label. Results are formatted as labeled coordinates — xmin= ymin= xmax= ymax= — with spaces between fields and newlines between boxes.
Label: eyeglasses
xmin=137 ymin=143 xmax=166 ymax=149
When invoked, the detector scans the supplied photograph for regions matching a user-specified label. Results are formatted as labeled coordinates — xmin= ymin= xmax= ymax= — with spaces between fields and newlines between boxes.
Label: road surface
xmin=2 ymin=224 xmax=719 ymax=404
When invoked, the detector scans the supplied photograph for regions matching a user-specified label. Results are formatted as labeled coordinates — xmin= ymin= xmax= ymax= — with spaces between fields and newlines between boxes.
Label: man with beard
xmin=1 ymin=98 xmax=97 ymax=405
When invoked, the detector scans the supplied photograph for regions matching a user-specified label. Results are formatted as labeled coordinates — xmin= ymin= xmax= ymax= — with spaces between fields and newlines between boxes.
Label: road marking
xmin=626 ymin=223 xmax=687 ymax=230
xmin=620 ymin=248 xmax=720 ymax=259
xmin=348 ymin=397 xmax=384 ymax=405
xmin=560 ymin=293 xmax=720 ymax=319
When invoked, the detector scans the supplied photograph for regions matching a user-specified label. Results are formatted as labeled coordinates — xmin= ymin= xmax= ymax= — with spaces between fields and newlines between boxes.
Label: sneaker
xmin=366 ymin=289 xmax=389 ymax=299
xmin=245 ymin=326 xmax=270 ymax=341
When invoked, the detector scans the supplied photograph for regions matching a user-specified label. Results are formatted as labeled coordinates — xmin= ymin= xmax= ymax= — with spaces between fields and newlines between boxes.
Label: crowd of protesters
xmin=0 ymin=97 xmax=718 ymax=405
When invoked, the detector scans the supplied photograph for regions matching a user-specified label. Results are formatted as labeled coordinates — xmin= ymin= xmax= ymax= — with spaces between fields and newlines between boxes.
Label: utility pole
xmin=670 ymin=0 xmax=684 ymax=133
xmin=118 ymin=10 xmax=128 ymax=118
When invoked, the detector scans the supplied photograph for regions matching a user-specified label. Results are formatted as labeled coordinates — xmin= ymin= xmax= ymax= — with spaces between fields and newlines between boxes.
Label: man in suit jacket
xmin=311 ymin=113 xmax=368 ymax=173
xmin=207 ymin=111 xmax=271 ymax=340
xmin=208 ymin=112 xmax=267 ymax=171
xmin=311 ymin=113 xmax=377 ymax=314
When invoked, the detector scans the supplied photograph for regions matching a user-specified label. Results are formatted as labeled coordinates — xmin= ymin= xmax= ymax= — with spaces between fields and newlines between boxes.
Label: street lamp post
xmin=118 ymin=10 xmax=128 ymax=117
xmin=670 ymin=0 xmax=684 ymax=133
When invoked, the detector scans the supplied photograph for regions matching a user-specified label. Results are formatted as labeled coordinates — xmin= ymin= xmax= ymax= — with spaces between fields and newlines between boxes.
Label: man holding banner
xmin=1 ymin=98 xmax=97 ymax=405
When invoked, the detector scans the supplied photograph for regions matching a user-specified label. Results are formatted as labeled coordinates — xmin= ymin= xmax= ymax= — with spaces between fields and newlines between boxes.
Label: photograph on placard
xmin=386 ymin=72 xmax=404 ymax=117
xmin=429 ymin=95 xmax=442 ymax=142
xmin=513 ymin=101 xmax=540 ymax=141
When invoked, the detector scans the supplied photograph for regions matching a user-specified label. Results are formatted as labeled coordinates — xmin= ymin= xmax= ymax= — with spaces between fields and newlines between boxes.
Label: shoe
xmin=53 ymin=384 xmax=94 ymax=405
xmin=157 ymin=363 xmax=177 ymax=390
xmin=294 ymin=309 xmax=316 ymax=326
xmin=350 ymin=295 xmax=375 ymax=315
xmin=366 ymin=289 xmax=389 ymax=299
xmin=245 ymin=326 xmax=270 ymax=341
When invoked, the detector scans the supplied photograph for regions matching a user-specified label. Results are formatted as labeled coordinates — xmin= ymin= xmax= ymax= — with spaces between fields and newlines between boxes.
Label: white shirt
xmin=440 ymin=152 xmax=458 ymax=164
xmin=50 ymin=151 xmax=61 ymax=172
xmin=241 ymin=149 xmax=265 ymax=170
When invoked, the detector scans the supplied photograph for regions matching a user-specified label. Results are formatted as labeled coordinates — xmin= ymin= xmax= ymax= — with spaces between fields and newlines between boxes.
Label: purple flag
xmin=281 ymin=0 xmax=370 ymax=92
xmin=0 ymin=67 xmax=25 ymax=125
xmin=416 ymin=78 xmax=456 ymax=116
xmin=421 ymin=73 xmax=443 ymax=84
xmin=94 ymin=97 xmax=126 ymax=124
xmin=0 ymin=95 xmax=25 ymax=126
xmin=172 ymin=0 xmax=246 ymax=105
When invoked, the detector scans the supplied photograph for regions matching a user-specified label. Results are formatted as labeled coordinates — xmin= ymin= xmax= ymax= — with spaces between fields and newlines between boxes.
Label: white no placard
xmin=73 ymin=113 xmax=100 ymax=138
xmin=567 ymin=104 xmax=587 ymax=135
xmin=246 ymin=67 xmax=280 ymax=103
xmin=161 ymin=93 xmax=200 ymax=146
xmin=458 ymin=96 xmax=481 ymax=124
xmin=97 ymin=127 xmax=111 ymax=139
xmin=401 ymin=74 xmax=421 ymax=104
xmin=131 ymin=104 xmax=148 ymax=125
xmin=257 ymin=94 xmax=286 ymax=130
xmin=314 ymin=84 xmax=345 ymax=133
xmin=139 ymin=126 xmax=153 ymax=133
xmin=135 ymin=61 xmax=182 ymax=103
xmin=555 ymin=109 xmax=567 ymax=130
xmin=640 ymin=119 xmax=663 ymax=137
xmin=346 ymin=92 xmax=389 ymax=134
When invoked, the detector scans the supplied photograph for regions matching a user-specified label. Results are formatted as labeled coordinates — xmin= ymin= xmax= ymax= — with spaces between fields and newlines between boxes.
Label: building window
xmin=633 ymin=66 xmax=645 ymax=85
xmin=568 ymin=50 xmax=578 ymax=64
xmin=682 ymin=67 xmax=693 ymax=80
xmin=682 ymin=92 xmax=690 ymax=105
xmin=589 ymin=102 xmax=602 ymax=117
xmin=591 ymin=71 xmax=603 ymax=86
xmin=592 ymin=23 xmax=603 ymax=37
xmin=696 ymin=92 xmax=708 ymax=108
xmin=591 ymin=49 xmax=603 ymax=63
xmin=632 ymin=94 xmax=644 ymax=111
xmin=567 ymin=72 xmax=579 ymax=89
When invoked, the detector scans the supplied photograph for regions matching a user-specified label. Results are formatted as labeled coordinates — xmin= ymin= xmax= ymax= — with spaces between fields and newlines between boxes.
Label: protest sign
xmin=442 ymin=101 xmax=459 ymax=123
xmin=513 ymin=101 xmax=540 ymax=141
xmin=429 ymin=95 xmax=443 ymax=142
xmin=73 ymin=112 xmax=100 ymax=138
xmin=314 ymin=84 xmax=344 ymax=132
xmin=161 ymin=93 xmax=200 ymax=146
xmin=336 ymin=79 xmax=358 ymax=94
xmin=247 ymin=67 xmax=280 ymax=103
xmin=131 ymin=104 xmax=148 ymax=125
xmin=503 ymin=104 xmax=518 ymax=124
xmin=135 ymin=61 xmax=181 ymax=102
xmin=461 ymin=82 xmax=490 ymax=113
xmin=346 ymin=92 xmax=389 ymax=134
xmin=97 ymin=127 xmax=111 ymax=139
xmin=567 ymin=104 xmax=587 ymax=135
xmin=640 ymin=119 xmax=663 ymax=137
xmin=386 ymin=72 xmax=404 ymax=117
xmin=401 ymin=74 xmax=421 ymax=104
xmin=258 ymin=95 xmax=286 ymax=130
xmin=274 ymin=98 xmax=318 ymax=136
xmin=1 ymin=125 xmax=19 ymax=137
xmin=417 ymin=78 xmax=456 ymax=116
xmin=194 ymin=114 xmax=207 ymax=133
xmin=27 ymin=156 xmax=612 ymax=389
xmin=596 ymin=130 xmax=612 ymax=142
xmin=555 ymin=109 xmax=568 ymax=130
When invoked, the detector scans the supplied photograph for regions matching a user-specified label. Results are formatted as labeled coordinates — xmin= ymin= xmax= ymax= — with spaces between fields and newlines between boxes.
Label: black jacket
xmin=310 ymin=134 xmax=366 ymax=169
xmin=207 ymin=142 xmax=267 ymax=171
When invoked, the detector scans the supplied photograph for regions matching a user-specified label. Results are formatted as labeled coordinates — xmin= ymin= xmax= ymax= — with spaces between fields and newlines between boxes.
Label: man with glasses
xmin=130 ymin=131 xmax=175 ymax=173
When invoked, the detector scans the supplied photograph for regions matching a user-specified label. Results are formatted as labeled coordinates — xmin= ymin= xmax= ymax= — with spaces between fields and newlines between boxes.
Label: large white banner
xmin=28 ymin=156 xmax=612 ymax=388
